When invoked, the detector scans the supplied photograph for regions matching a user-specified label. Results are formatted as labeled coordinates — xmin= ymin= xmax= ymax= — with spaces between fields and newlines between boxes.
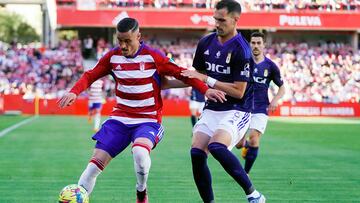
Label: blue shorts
xmin=92 ymin=119 xmax=164 ymax=158
xmin=89 ymin=102 xmax=102 ymax=110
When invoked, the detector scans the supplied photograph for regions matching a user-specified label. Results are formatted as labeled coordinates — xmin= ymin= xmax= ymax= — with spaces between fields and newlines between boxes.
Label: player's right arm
xmin=57 ymin=51 xmax=113 ymax=108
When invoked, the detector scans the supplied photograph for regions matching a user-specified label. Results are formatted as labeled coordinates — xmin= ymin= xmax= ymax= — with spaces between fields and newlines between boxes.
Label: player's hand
xmin=57 ymin=92 xmax=77 ymax=108
xmin=268 ymin=100 xmax=278 ymax=113
xmin=205 ymin=89 xmax=226 ymax=103
xmin=181 ymin=70 xmax=207 ymax=82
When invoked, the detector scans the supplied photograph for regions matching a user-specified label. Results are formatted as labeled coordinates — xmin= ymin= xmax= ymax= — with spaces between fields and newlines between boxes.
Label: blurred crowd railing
xmin=56 ymin=0 xmax=360 ymax=12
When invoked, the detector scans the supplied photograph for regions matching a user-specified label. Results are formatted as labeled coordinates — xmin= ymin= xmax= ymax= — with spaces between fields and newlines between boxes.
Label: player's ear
xmin=137 ymin=32 xmax=141 ymax=40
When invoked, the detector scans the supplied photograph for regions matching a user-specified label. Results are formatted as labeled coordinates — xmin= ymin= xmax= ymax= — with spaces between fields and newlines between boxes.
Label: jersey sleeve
xmin=232 ymin=48 xmax=251 ymax=82
xmin=192 ymin=38 xmax=206 ymax=71
xmin=70 ymin=50 xmax=112 ymax=96
xmin=271 ymin=63 xmax=284 ymax=87
xmin=155 ymin=52 xmax=209 ymax=95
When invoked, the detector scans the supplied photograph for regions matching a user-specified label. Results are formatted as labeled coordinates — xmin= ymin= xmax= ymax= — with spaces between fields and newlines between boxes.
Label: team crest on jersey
xmin=226 ymin=52 xmax=231 ymax=64
xmin=254 ymin=68 xmax=258 ymax=73
xmin=204 ymin=49 xmax=210 ymax=55
xmin=215 ymin=51 xmax=221 ymax=59
xmin=264 ymin=69 xmax=268 ymax=77
xmin=140 ymin=62 xmax=145 ymax=71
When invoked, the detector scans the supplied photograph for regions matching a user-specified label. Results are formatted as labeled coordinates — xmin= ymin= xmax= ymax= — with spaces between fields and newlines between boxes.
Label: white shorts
xmin=193 ymin=109 xmax=251 ymax=150
xmin=249 ymin=113 xmax=268 ymax=134
xmin=189 ymin=101 xmax=205 ymax=113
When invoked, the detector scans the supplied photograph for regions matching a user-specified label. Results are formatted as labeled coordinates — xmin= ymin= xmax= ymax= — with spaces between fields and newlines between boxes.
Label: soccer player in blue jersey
xmin=236 ymin=32 xmax=285 ymax=174
xmin=190 ymin=87 xmax=206 ymax=126
xmin=181 ymin=0 xmax=265 ymax=202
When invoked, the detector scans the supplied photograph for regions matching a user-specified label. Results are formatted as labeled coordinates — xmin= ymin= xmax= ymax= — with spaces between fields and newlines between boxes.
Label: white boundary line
xmin=0 ymin=116 xmax=38 ymax=138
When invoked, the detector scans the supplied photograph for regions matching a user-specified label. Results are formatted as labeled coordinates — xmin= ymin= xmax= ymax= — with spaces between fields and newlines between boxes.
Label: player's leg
xmin=243 ymin=113 xmax=268 ymax=174
xmin=93 ymin=104 xmax=102 ymax=131
xmin=191 ymin=131 xmax=213 ymax=203
xmin=88 ymin=103 xmax=94 ymax=123
xmin=78 ymin=119 xmax=132 ymax=195
xmin=191 ymin=109 xmax=215 ymax=203
xmin=244 ymin=129 xmax=261 ymax=174
xmin=131 ymin=123 xmax=163 ymax=203
xmin=207 ymin=111 xmax=265 ymax=202
xmin=78 ymin=148 xmax=111 ymax=195
xmin=189 ymin=101 xmax=198 ymax=126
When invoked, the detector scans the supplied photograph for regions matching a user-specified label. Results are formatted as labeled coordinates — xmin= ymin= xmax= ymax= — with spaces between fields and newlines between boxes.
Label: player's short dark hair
xmin=117 ymin=18 xmax=139 ymax=33
xmin=215 ymin=0 xmax=242 ymax=15
xmin=251 ymin=32 xmax=265 ymax=41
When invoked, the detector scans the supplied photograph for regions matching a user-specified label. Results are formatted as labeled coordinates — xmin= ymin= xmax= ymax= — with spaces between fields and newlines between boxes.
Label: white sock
xmin=132 ymin=146 xmax=151 ymax=192
xmin=78 ymin=162 xmax=103 ymax=195
xmin=94 ymin=113 xmax=101 ymax=130
xmin=247 ymin=190 xmax=260 ymax=199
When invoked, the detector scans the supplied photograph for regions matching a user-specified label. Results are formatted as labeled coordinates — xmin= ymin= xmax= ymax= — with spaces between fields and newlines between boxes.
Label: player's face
xmin=250 ymin=37 xmax=265 ymax=57
xmin=116 ymin=30 xmax=141 ymax=57
xmin=213 ymin=8 xmax=238 ymax=37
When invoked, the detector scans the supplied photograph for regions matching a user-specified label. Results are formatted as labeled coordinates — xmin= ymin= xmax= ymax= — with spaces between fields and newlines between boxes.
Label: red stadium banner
xmin=57 ymin=8 xmax=360 ymax=30
xmin=2 ymin=95 xmax=360 ymax=117
xmin=270 ymin=102 xmax=360 ymax=117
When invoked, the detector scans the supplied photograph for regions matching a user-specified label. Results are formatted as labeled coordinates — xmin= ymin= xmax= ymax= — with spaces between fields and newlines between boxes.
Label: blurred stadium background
xmin=0 ymin=0 xmax=359 ymax=202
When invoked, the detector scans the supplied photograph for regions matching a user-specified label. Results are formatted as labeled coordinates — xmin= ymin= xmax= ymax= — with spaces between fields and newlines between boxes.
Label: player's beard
xmin=216 ymin=28 xmax=225 ymax=36
xmin=252 ymin=49 xmax=260 ymax=56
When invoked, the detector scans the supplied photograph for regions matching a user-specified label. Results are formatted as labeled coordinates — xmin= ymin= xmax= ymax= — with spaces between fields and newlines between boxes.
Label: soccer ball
xmin=58 ymin=184 xmax=89 ymax=203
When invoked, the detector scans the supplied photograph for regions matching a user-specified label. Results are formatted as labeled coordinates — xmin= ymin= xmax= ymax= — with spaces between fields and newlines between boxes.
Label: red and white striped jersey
xmin=70 ymin=43 xmax=208 ymax=124
xmin=88 ymin=80 xmax=103 ymax=103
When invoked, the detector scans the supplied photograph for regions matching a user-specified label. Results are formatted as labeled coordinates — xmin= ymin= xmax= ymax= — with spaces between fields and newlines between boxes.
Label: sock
xmin=132 ymin=146 xmax=151 ymax=192
xmin=191 ymin=115 xmax=197 ymax=126
xmin=190 ymin=148 xmax=214 ymax=203
xmin=94 ymin=113 xmax=101 ymax=130
xmin=208 ymin=142 xmax=254 ymax=195
xmin=78 ymin=159 xmax=104 ymax=195
xmin=244 ymin=146 xmax=259 ymax=174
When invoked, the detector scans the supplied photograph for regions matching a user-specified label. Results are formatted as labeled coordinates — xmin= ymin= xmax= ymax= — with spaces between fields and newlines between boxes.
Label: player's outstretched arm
xmin=161 ymin=77 xmax=189 ymax=89
xmin=57 ymin=92 xmax=77 ymax=108
xmin=181 ymin=70 xmax=247 ymax=99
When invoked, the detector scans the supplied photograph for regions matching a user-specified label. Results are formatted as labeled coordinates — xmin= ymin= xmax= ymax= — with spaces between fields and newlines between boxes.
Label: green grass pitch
xmin=0 ymin=115 xmax=359 ymax=202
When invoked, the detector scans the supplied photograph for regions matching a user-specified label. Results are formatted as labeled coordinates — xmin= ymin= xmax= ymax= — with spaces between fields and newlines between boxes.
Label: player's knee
xmin=208 ymin=142 xmax=227 ymax=154
xmin=132 ymin=146 xmax=150 ymax=169
xmin=249 ymin=131 xmax=261 ymax=147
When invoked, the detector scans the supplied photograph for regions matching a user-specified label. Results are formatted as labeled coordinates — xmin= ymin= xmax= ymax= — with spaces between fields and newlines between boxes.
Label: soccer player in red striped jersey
xmin=57 ymin=18 xmax=225 ymax=203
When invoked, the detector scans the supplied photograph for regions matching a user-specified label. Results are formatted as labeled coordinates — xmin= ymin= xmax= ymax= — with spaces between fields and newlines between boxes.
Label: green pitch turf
xmin=0 ymin=116 xmax=359 ymax=202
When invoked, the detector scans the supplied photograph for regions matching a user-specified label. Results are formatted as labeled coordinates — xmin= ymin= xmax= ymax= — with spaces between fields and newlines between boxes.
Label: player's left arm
xmin=157 ymin=58 xmax=226 ymax=102
xmin=268 ymin=64 xmax=285 ymax=113
xmin=161 ymin=76 xmax=189 ymax=89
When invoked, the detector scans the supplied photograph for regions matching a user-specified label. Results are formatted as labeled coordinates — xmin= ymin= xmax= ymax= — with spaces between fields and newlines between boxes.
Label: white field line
xmin=0 ymin=116 xmax=38 ymax=138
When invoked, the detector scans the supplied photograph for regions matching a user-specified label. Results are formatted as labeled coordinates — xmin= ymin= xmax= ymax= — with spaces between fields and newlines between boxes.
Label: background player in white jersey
xmin=181 ymin=0 xmax=265 ymax=202
xmin=88 ymin=79 xmax=104 ymax=131
xmin=58 ymin=18 xmax=225 ymax=203
xmin=236 ymin=32 xmax=285 ymax=174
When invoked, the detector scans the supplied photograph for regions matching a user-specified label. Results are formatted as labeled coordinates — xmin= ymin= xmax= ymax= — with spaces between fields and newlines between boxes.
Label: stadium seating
xmin=0 ymin=38 xmax=359 ymax=103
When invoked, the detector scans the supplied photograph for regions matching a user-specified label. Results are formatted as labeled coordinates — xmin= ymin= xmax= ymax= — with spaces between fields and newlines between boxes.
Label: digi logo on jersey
xmin=205 ymin=62 xmax=230 ymax=74
xmin=253 ymin=76 xmax=267 ymax=84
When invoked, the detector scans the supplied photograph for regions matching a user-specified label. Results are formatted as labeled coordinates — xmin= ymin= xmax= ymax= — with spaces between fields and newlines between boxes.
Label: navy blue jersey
xmin=193 ymin=32 xmax=252 ymax=112
xmin=191 ymin=88 xmax=205 ymax=102
xmin=252 ymin=57 xmax=284 ymax=115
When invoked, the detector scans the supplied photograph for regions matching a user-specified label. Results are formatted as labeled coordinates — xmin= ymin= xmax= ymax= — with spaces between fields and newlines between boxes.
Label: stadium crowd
xmin=57 ymin=0 xmax=360 ymax=11
xmin=0 ymin=38 xmax=359 ymax=103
